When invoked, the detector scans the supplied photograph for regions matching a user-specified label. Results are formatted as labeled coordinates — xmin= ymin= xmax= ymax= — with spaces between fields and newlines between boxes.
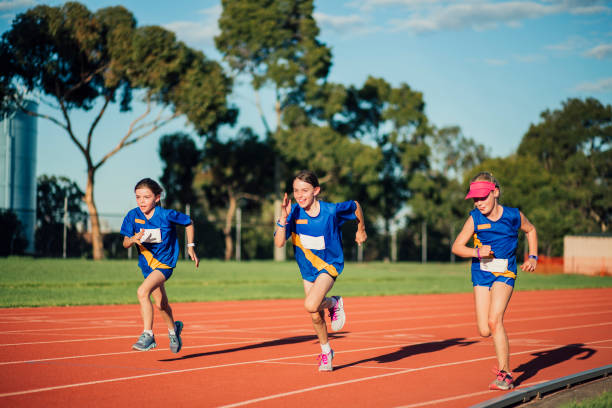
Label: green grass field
xmin=0 ymin=257 xmax=611 ymax=307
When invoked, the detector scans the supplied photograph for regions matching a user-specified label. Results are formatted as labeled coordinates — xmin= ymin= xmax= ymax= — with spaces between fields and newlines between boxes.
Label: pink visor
xmin=465 ymin=181 xmax=496 ymax=199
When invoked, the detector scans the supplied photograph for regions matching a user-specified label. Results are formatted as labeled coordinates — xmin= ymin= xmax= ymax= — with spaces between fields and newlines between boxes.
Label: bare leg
xmin=488 ymin=282 xmax=514 ymax=372
xmin=136 ymin=270 xmax=167 ymax=331
xmin=303 ymin=274 xmax=335 ymax=344
xmin=473 ymin=286 xmax=492 ymax=337
xmin=150 ymin=282 xmax=176 ymax=331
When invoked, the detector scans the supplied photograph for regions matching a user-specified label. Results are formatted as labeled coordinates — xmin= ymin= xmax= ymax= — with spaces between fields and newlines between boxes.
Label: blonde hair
xmin=469 ymin=171 xmax=501 ymax=199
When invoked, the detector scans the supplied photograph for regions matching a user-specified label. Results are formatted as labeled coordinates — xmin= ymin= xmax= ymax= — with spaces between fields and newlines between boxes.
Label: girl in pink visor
xmin=452 ymin=171 xmax=538 ymax=391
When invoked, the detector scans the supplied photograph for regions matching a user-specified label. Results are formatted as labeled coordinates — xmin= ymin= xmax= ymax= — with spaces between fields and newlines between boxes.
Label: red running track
xmin=1 ymin=288 xmax=611 ymax=407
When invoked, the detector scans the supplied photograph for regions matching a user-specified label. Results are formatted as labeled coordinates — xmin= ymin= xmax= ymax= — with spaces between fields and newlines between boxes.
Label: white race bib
xmin=299 ymin=234 xmax=326 ymax=250
xmin=140 ymin=228 xmax=162 ymax=244
xmin=480 ymin=258 xmax=509 ymax=273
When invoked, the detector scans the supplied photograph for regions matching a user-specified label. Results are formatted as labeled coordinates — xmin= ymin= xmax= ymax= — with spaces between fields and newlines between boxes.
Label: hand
xmin=478 ymin=245 xmax=494 ymax=258
xmin=355 ymin=228 xmax=367 ymax=245
xmin=520 ymin=258 xmax=537 ymax=272
xmin=132 ymin=229 xmax=144 ymax=244
xmin=280 ymin=192 xmax=291 ymax=221
xmin=188 ymin=247 xmax=200 ymax=268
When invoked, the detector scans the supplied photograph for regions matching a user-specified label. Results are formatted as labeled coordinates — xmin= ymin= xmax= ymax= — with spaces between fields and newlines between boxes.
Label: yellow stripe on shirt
xmin=136 ymin=243 xmax=171 ymax=270
xmin=291 ymin=233 xmax=338 ymax=277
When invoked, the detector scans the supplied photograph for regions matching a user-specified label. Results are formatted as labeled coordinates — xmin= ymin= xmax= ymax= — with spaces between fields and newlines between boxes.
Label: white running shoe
xmin=318 ymin=350 xmax=334 ymax=371
xmin=328 ymin=296 xmax=345 ymax=331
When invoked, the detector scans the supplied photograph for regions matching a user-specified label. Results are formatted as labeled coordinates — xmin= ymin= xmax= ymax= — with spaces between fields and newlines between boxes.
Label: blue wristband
xmin=276 ymin=220 xmax=285 ymax=228
xmin=529 ymin=255 xmax=538 ymax=261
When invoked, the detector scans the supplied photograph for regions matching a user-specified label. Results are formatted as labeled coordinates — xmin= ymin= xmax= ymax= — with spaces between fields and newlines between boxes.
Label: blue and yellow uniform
xmin=120 ymin=206 xmax=192 ymax=280
xmin=471 ymin=206 xmax=521 ymax=288
xmin=284 ymin=200 xmax=357 ymax=282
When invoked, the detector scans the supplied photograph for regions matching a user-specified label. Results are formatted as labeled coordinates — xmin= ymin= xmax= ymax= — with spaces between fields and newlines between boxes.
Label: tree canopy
xmin=0 ymin=2 xmax=236 ymax=259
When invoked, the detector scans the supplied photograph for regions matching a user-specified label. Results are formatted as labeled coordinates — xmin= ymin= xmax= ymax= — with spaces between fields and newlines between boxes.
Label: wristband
xmin=187 ymin=243 xmax=195 ymax=247
xmin=276 ymin=220 xmax=286 ymax=228
xmin=529 ymin=255 xmax=538 ymax=261
xmin=476 ymin=247 xmax=481 ymax=259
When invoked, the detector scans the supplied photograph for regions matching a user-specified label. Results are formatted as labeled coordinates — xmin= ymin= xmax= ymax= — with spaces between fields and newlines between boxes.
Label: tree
xmin=518 ymin=97 xmax=611 ymax=233
xmin=159 ymin=132 xmax=200 ymax=210
xmin=1 ymin=2 xmax=235 ymax=259
xmin=36 ymin=175 xmax=88 ymax=257
xmin=215 ymin=0 xmax=332 ymax=260
xmin=0 ymin=209 xmax=28 ymax=256
xmin=200 ymin=128 xmax=275 ymax=260
xmin=328 ymin=76 xmax=430 ymax=258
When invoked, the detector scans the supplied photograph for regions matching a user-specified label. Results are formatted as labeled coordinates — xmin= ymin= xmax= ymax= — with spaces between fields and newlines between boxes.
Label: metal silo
xmin=0 ymin=100 xmax=38 ymax=254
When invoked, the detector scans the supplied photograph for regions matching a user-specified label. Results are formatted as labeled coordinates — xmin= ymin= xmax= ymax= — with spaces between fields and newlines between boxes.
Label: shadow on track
xmin=159 ymin=333 xmax=346 ymax=362
xmin=513 ymin=343 xmax=597 ymax=386
xmin=333 ymin=337 xmax=477 ymax=371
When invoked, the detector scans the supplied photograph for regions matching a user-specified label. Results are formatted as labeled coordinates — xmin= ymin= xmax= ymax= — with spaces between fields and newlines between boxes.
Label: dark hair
xmin=294 ymin=170 xmax=319 ymax=188
xmin=134 ymin=178 xmax=163 ymax=196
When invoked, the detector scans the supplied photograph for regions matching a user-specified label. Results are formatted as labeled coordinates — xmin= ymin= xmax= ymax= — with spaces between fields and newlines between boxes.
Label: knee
xmin=478 ymin=327 xmax=491 ymax=337
xmin=488 ymin=317 xmax=501 ymax=334
xmin=136 ymin=286 xmax=149 ymax=302
xmin=304 ymin=298 xmax=320 ymax=314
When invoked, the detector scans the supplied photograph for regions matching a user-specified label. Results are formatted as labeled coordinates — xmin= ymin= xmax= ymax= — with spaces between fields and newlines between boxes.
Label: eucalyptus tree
xmin=159 ymin=132 xmax=200 ymax=211
xmin=215 ymin=0 xmax=332 ymax=260
xmin=0 ymin=2 xmax=235 ymax=259
xmin=332 ymin=76 xmax=430 ymax=257
xmin=199 ymin=128 xmax=275 ymax=260
xmin=518 ymin=97 xmax=611 ymax=233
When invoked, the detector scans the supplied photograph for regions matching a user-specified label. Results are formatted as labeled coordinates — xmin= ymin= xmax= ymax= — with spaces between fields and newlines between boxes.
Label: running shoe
xmin=489 ymin=368 xmax=514 ymax=390
xmin=318 ymin=350 xmax=334 ymax=372
xmin=169 ymin=321 xmax=183 ymax=353
xmin=328 ymin=296 xmax=345 ymax=331
xmin=132 ymin=332 xmax=156 ymax=351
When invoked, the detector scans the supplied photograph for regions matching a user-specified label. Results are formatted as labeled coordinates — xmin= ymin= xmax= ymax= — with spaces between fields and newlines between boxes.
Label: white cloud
xmin=372 ymin=1 xmax=611 ymax=34
xmin=584 ymin=43 xmax=612 ymax=59
xmin=313 ymin=11 xmax=376 ymax=36
xmin=546 ymin=36 xmax=589 ymax=52
xmin=574 ymin=77 xmax=612 ymax=93
xmin=392 ymin=2 xmax=556 ymax=33
xmin=0 ymin=0 xmax=35 ymax=12
xmin=484 ymin=58 xmax=507 ymax=66
xmin=163 ymin=6 xmax=221 ymax=47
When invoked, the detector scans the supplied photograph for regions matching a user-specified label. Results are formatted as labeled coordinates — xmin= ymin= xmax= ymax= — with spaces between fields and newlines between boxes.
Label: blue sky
xmin=1 ymin=0 xmax=611 ymax=227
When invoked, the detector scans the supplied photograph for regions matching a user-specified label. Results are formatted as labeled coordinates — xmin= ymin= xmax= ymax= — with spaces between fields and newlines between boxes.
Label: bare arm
xmin=122 ymin=229 xmax=144 ymax=249
xmin=451 ymin=217 xmax=493 ymax=258
xmin=185 ymin=222 xmax=199 ymax=268
xmin=354 ymin=201 xmax=367 ymax=245
xmin=519 ymin=211 xmax=538 ymax=272
xmin=274 ymin=192 xmax=291 ymax=248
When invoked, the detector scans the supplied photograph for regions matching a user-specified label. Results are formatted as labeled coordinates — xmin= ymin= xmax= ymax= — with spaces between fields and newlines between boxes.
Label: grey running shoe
xmin=169 ymin=321 xmax=183 ymax=353
xmin=318 ymin=350 xmax=334 ymax=372
xmin=489 ymin=369 xmax=514 ymax=390
xmin=132 ymin=332 xmax=156 ymax=351
xmin=328 ymin=296 xmax=345 ymax=331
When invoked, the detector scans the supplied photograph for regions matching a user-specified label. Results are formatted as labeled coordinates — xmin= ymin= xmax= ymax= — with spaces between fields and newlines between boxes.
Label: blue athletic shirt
xmin=120 ymin=206 xmax=192 ymax=273
xmin=470 ymin=206 xmax=521 ymax=280
xmin=284 ymin=200 xmax=357 ymax=280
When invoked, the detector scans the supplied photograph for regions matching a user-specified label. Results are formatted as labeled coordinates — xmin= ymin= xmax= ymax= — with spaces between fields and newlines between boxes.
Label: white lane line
xmin=393 ymin=380 xmax=549 ymax=408
xmin=215 ymin=347 xmax=569 ymax=408
xmin=1 ymin=319 xmax=610 ymax=364
xmin=0 ymin=335 xmax=135 ymax=347
xmin=0 ymin=339 xmax=271 ymax=366
xmin=2 ymin=338 xmax=609 ymax=400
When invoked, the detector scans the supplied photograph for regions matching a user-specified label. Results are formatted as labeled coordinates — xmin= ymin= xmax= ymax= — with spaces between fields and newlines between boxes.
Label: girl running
xmin=121 ymin=178 xmax=199 ymax=353
xmin=452 ymin=171 xmax=538 ymax=390
xmin=274 ymin=170 xmax=367 ymax=371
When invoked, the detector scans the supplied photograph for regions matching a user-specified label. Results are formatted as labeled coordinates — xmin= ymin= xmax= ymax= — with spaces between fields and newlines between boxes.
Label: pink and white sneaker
xmin=489 ymin=368 xmax=514 ymax=390
xmin=328 ymin=296 xmax=345 ymax=331
xmin=318 ymin=350 xmax=334 ymax=371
